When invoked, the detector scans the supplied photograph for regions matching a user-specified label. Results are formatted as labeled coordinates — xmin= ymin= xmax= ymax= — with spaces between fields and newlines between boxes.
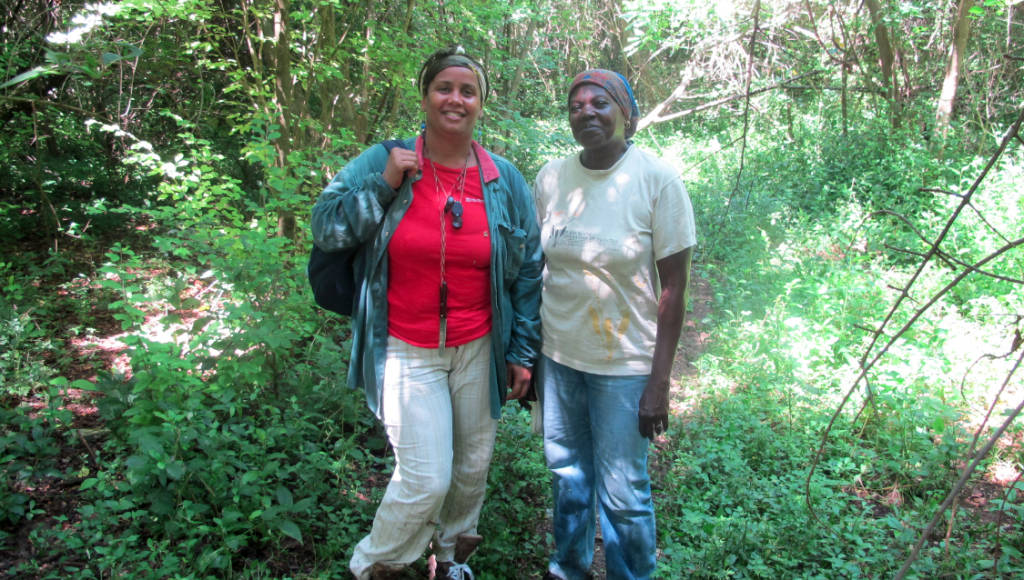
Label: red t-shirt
xmin=387 ymin=161 xmax=492 ymax=348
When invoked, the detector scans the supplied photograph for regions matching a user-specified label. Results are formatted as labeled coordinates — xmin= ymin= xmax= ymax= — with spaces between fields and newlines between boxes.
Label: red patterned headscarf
xmin=567 ymin=69 xmax=640 ymax=139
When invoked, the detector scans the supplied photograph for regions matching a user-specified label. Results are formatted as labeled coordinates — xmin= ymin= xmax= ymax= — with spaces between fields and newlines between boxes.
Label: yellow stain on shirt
xmin=584 ymin=270 xmax=631 ymax=360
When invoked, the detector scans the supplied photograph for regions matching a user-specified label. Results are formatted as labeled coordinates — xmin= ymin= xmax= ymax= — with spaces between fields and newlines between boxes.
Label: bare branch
xmin=806 ymin=105 xmax=1024 ymax=564
xmin=884 ymin=243 xmax=927 ymax=258
xmin=781 ymin=85 xmax=878 ymax=92
xmin=967 ymin=347 xmax=1024 ymax=457
xmin=0 ymin=96 xmax=113 ymax=121
xmin=851 ymin=323 xmax=884 ymax=336
xmin=871 ymin=210 xmax=1020 ymax=283
xmin=704 ymin=0 xmax=761 ymax=259
xmin=636 ymin=70 xmax=826 ymax=131
xmin=920 ymin=187 xmax=963 ymax=197
xmin=894 ymin=348 xmax=1024 ymax=580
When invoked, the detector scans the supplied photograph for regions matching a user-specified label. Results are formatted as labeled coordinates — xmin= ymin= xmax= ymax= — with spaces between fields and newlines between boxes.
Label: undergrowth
xmin=2 ymin=116 xmax=1023 ymax=579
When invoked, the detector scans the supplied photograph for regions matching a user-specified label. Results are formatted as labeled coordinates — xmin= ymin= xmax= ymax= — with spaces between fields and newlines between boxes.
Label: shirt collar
xmin=415 ymin=135 xmax=501 ymax=183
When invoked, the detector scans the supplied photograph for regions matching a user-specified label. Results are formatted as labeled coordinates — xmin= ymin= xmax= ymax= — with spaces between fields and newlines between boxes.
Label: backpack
xmin=308 ymin=139 xmax=409 ymax=316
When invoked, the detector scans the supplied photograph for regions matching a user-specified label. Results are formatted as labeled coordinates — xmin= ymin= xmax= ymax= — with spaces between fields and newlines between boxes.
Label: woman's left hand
xmin=637 ymin=247 xmax=693 ymax=440
xmin=638 ymin=379 xmax=670 ymax=439
xmin=506 ymin=362 xmax=532 ymax=400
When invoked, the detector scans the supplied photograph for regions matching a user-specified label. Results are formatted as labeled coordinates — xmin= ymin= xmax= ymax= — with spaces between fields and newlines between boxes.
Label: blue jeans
xmin=538 ymin=355 xmax=656 ymax=580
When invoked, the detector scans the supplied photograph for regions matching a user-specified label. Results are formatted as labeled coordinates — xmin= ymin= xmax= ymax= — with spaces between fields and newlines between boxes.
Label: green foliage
xmin=649 ymin=119 xmax=1024 ymax=578
xmin=0 ymin=260 xmax=65 ymax=398
xmin=2 ymin=0 xmax=1024 ymax=577
xmin=0 ymin=387 xmax=72 ymax=529
xmin=475 ymin=407 xmax=550 ymax=579
xmin=0 ymin=306 xmax=56 ymax=398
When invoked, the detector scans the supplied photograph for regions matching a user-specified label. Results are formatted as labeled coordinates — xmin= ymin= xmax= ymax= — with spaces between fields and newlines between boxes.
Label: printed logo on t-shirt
xmin=551 ymin=228 xmax=621 ymax=252
xmin=464 ymin=197 xmax=484 ymax=203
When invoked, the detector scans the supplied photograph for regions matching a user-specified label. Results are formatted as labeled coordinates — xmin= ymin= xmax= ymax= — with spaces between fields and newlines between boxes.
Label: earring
xmin=625 ymin=121 xmax=631 ymax=129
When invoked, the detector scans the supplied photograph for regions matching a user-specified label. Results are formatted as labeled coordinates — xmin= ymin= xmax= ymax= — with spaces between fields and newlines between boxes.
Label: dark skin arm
xmin=506 ymin=362 xmax=532 ymax=401
xmin=638 ymin=246 xmax=693 ymax=440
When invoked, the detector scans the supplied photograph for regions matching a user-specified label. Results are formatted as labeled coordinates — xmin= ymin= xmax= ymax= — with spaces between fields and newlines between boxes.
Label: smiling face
xmin=421 ymin=66 xmax=483 ymax=138
xmin=568 ymin=84 xmax=627 ymax=153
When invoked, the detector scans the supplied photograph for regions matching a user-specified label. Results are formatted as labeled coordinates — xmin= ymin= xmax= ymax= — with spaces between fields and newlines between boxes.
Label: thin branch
xmin=994 ymin=468 xmax=1024 ymax=575
xmin=806 ymin=105 xmax=1024 ymax=561
xmin=679 ymin=135 xmax=743 ymax=174
xmin=894 ymin=355 xmax=1024 ymax=580
xmin=636 ymin=70 xmax=826 ymax=130
xmin=871 ymin=210 xmax=1021 ymax=284
xmin=0 ymin=96 xmax=114 ymax=122
xmin=967 ymin=347 xmax=1024 ymax=457
xmin=77 ymin=429 xmax=99 ymax=468
xmin=939 ymin=252 xmax=1024 ymax=285
xmin=884 ymin=244 xmax=926 ymax=258
xmin=851 ymin=323 xmax=884 ymax=336
xmin=964 ymin=201 xmax=1013 ymax=245
xmin=920 ymin=187 xmax=963 ymax=197
xmin=782 ymin=85 xmax=879 ymax=92
xmin=705 ymin=1 xmax=760 ymax=259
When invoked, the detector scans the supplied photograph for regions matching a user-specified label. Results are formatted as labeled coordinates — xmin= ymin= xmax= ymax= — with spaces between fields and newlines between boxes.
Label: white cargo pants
xmin=349 ymin=334 xmax=498 ymax=580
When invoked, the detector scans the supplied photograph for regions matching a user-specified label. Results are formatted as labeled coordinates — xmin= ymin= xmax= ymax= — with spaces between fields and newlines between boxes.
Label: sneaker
xmin=432 ymin=534 xmax=483 ymax=579
xmin=436 ymin=561 xmax=475 ymax=580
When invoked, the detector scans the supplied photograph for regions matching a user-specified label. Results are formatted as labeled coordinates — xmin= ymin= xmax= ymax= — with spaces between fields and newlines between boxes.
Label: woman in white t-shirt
xmin=532 ymin=70 xmax=696 ymax=580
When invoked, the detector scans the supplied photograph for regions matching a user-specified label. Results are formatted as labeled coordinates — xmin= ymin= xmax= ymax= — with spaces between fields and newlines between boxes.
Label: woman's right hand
xmin=382 ymin=147 xmax=420 ymax=190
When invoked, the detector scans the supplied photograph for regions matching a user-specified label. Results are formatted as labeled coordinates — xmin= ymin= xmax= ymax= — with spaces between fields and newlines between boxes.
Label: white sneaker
xmin=442 ymin=562 xmax=474 ymax=580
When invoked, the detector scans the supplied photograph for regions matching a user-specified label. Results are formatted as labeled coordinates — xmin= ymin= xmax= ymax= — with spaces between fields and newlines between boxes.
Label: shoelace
xmin=445 ymin=562 xmax=474 ymax=580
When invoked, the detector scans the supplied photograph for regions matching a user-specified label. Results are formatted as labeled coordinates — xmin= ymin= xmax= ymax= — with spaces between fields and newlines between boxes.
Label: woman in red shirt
xmin=312 ymin=47 xmax=541 ymax=580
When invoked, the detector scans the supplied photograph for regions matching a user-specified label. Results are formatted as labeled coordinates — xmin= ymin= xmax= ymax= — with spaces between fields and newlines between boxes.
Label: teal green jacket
xmin=311 ymin=136 xmax=543 ymax=419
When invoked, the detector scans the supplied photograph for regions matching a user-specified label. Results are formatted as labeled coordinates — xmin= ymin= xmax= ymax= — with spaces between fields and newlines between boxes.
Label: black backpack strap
xmin=308 ymin=139 xmax=411 ymax=316
xmin=381 ymin=139 xmax=409 ymax=153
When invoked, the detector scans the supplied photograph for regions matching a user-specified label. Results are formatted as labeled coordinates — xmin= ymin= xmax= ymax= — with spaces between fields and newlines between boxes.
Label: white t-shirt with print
xmin=533 ymin=145 xmax=697 ymax=375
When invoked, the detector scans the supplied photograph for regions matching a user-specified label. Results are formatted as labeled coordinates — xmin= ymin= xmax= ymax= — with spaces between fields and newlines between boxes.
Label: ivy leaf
xmin=165 ymin=460 xmax=186 ymax=480
xmin=0 ymin=67 xmax=52 ymax=89
xmin=70 ymin=379 xmax=98 ymax=391
xmin=150 ymin=490 xmax=176 ymax=515
xmin=277 ymin=519 xmax=302 ymax=544
xmin=192 ymin=316 xmax=215 ymax=334
xmin=276 ymin=486 xmax=293 ymax=507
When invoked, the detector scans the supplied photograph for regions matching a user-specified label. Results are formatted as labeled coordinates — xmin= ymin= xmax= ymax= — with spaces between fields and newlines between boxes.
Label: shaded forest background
xmin=2 ymin=0 xmax=1024 ymax=578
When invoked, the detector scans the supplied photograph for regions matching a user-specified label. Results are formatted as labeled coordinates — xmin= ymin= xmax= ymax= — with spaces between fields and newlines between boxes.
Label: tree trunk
xmin=606 ymin=0 xmax=634 ymax=78
xmin=864 ymin=0 xmax=900 ymax=128
xmin=492 ymin=14 xmax=538 ymax=156
xmin=357 ymin=0 xmax=376 ymax=144
xmin=935 ymin=0 xmax=974 ymax=142
xmin=378 ymin=0 xmax=418 ymax=137
xmin=269 ymin=0 xmax=299 ymax=239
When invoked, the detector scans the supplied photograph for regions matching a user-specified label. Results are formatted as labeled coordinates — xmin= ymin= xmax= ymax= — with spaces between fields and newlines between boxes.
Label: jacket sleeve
xmin=505 ymin=168 xmax=544 ymax=368
xmin=311 ymin=144 xmax=396 ymax=251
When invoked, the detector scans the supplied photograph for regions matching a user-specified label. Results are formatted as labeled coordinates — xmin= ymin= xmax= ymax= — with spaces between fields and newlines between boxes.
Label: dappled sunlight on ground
xmin=63 ymin=275 xmax=225 ymax=382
